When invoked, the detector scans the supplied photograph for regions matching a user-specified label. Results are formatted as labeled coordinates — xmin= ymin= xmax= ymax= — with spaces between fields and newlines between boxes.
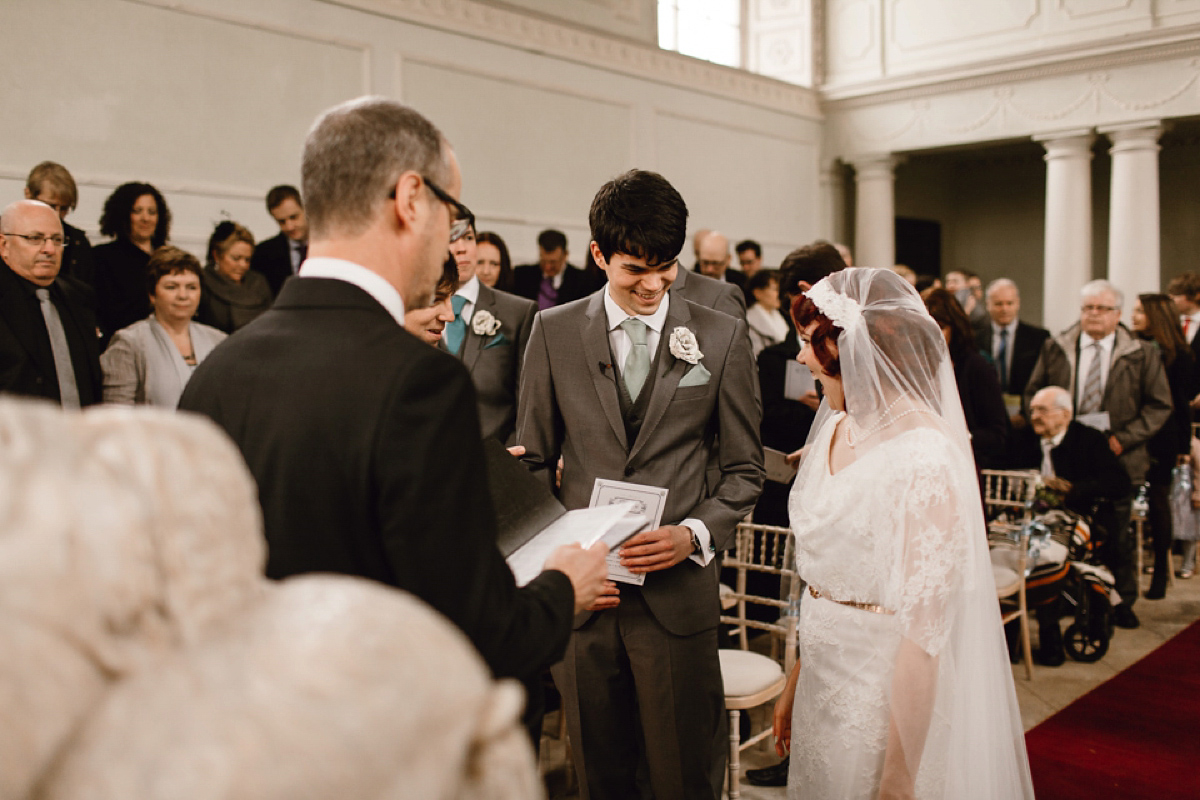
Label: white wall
xmin=0 ymin=0 xmax=821 ymax=268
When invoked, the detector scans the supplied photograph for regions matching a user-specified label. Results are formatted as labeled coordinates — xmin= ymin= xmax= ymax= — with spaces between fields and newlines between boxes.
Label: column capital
xmin=1100 ymin=121 xmax=1163 ymax=154
xmin=1034 ymin=130 xmax=1094 ymax=161
xmin=848 ymin=153 xmax=901 ymax=180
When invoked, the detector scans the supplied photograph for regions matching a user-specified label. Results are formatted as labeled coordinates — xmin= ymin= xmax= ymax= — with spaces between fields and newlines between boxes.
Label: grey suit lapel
xmin=460 ymin=284 xmax=493 ymax=371
xmin=629 ymin=297 xmax=691 ymax=464
xmin=582 ymin=292 xmax=628 ymax=451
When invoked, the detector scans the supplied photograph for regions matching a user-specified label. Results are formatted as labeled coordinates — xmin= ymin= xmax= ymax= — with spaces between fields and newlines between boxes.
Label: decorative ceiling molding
xmin=321 ymin=0 xmax=821 ymax=118
xmin=822 ymin=24 xmax=1200 ymax=107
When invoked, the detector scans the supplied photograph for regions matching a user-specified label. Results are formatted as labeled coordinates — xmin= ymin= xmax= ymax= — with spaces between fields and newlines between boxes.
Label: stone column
xmin=1101 ymin=121 xmax=1162 ymax=309
xmin=819 ymin=158 xmax=846 ymax=245
xmin=1035 ymin=130 xmax=1094 ymax=335
xmin=850 ymin=154 xmax=898 ymax=270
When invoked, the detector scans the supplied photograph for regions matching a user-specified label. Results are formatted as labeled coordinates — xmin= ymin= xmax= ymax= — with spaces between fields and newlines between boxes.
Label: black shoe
xmin=1036 ymin=622 xmax=1065 ymax=667
xmin=1113 ymin=605 xmax=1140 ymax=629
xmin=745 ymin=757 xmax=789 ymax=787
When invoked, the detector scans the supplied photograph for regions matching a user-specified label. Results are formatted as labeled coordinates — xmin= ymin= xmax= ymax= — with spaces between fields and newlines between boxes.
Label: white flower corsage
xmin=669 ymin=326 xmax=703 ymax=364
xmin=472 ymin=309 xmax=502 ymax=336
xmin=804 ymin=281 xmax=863 ymax=330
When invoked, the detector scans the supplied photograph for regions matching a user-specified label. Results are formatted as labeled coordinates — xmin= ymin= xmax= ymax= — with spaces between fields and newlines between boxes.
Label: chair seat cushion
xmin=719 ymin=649 xmax=784 ymax=698
xmin=992 ymin=563 xmax=1020 ymax=595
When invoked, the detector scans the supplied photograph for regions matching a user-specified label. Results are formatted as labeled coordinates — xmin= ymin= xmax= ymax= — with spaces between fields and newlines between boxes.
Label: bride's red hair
xmin=791 ymin=294 xmax=842 ymax=378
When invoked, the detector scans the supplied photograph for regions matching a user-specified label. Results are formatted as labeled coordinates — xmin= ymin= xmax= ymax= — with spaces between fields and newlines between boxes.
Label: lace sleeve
xmin=885 ymin=440 xmax=969 ymax=657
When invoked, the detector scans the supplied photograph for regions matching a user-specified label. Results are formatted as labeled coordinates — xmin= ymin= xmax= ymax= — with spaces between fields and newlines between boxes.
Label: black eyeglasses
xmin=389 ymin=176 xmax=472 ymax=242
xmin=1 ymin=232 xmax=67 ymax=248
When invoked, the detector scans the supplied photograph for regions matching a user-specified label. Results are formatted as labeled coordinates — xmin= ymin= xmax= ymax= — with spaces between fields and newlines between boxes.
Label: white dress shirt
xmin=1040 ymin=427 xmax=1067 ymax=477
xmin=601 ymin=289 xmax=714 ymax=566
xmin=454 ymin=274 xmax=481 ymax=326
xmin=1182 ymin=311 xmax=1200 ymax=344
xmin=289 ymin=239 xmax=306 ymax=273
xmin=1075 ymin=331 xmax=1115 ymax=411
xmin=299 ymin=257 xmax=406 ymax=326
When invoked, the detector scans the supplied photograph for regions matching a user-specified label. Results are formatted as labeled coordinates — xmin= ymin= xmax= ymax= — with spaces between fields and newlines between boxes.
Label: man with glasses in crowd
xmin=179 ymin=98 xmax=608 ymax=725
xmin=1025 ymin=279 xmax=1172 ymax=628
xmin=0 ymin=199 xmax=102 ymax=406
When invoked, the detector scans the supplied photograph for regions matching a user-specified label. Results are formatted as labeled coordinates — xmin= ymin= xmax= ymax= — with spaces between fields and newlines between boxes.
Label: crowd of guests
xmin=0 ymin=144 xmax=1192 ymax=793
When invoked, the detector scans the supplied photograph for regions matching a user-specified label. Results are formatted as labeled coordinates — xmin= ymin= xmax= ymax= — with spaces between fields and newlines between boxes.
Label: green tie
xmin=620 ymin=318 xmax=651 ymax=402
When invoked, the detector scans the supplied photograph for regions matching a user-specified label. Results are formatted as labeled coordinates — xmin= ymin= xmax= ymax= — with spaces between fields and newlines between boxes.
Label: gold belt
xmin=808 ymin=585 xmax=894 ymax=615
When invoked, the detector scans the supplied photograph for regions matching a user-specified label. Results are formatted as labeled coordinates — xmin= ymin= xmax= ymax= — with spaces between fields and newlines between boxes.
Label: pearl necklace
xmin=843 ymin=401 xmax=926 ymax=448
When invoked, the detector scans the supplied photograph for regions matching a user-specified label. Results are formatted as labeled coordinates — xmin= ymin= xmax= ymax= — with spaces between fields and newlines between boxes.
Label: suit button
xmin=624 ymin=467 xmax=634 ymax=477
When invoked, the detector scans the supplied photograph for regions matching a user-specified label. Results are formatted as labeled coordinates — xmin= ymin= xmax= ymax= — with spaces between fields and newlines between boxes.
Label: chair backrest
xmin=980 ymin=469 xmax=1039 ymax=524
xmin=719 ymin=521 xmax=801 ymax=672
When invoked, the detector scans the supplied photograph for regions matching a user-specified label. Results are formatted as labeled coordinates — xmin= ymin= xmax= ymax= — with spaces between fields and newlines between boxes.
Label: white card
xmin=589 ymin=479 xmax=669 ymax=586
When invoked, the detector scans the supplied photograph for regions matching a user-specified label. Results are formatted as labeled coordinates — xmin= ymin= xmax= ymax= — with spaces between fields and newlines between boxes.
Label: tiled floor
xmin=543 ymin=555 xmax=1200 ymax=799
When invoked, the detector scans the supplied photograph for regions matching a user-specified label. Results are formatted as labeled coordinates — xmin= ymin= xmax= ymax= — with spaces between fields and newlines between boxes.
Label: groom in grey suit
xmin=517 ymin=170 xmax=764 ymax=800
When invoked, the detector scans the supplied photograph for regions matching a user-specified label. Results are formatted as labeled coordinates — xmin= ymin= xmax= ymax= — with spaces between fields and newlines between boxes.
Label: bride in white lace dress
xmin=772 ymin=269 xmax=1034 ymax=800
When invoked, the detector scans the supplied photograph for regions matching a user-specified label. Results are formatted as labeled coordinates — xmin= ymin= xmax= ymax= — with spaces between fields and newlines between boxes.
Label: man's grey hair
xmin=986 ymin=277 xmax=1019 ymax=300
xmin=301 ymin=96 xmax=451 ymax=240
xmin=1035 ymin=385 xmax=1074 ymax=415
xmin=1080 ymin=278 xmax=1123 ymax=311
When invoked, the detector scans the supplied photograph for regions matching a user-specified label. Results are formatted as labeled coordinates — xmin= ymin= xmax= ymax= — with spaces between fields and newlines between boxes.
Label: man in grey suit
xmin=443 ymin=210 xmax=536 ymax=443
xmin=517 ymin=170 xmax=764 ymax=800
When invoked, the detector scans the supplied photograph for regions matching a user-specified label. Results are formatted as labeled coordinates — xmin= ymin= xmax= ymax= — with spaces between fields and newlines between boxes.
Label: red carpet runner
xmin=1025 ymin=619 xmax=1200 ymax=799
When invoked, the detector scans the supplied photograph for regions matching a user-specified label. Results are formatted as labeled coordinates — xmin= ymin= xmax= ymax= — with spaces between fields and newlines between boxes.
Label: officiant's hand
xmin=619 ymin=525 xmax=693 ymax=573
xmin=546 ymin=542 xmax=610 ymax=614
xmin=586 ymin=581 xmax=621 ymax=612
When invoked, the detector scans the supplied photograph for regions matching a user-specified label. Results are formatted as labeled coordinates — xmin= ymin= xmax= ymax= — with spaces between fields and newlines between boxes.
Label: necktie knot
xmin=620 ymin=318 xmax=648 ymax=345
xmin=451 ymin=294 xmax=468 ymax=318
xmin=35 ymin=288 xmax=49 ymax=303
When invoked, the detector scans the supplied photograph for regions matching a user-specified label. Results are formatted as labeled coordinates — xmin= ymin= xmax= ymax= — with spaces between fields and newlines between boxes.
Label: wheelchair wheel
xmin=1064 ymin=622 xmax=1109 ymax=662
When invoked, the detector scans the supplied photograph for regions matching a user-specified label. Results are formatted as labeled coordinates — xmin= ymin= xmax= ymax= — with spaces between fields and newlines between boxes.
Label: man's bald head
xmin=697 ymin=231 xmax=731 ymax=279
xmin=692 ymin=228 xmax=711 ymax=261
xmin=0 ymin=200 xmax=64 ymax=286
xmin=1029 ymin=386 xmax=1072 ymax=439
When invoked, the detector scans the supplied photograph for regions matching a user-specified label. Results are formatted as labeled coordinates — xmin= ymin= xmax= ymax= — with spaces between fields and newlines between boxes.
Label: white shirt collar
xmin=298 ymin=257 xmax=405 ymax=326
xmin=1080 ymin=330 xmax=1116 ymax=350
xmin=603 ymin=286 xmax=670 ymax=333
xmin=1044 ymin=427 xmax=1068 ymax=449
xmin=992 ymin=319 xmax=1018 ymax=337
xmin=455 ymin=275 xmax=480 ymax=305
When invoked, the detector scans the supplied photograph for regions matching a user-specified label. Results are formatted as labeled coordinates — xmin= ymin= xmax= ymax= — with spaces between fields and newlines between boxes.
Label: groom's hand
xmin=619 ymin=525 xmax=693 ymax=573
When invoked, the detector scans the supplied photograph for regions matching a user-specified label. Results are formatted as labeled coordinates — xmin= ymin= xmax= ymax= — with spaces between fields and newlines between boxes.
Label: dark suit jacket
xmin=693 ymin=265 xmax=746 ymax=295
xmin=178 ymin=276 xmax=573 ymax=681
xmin=518 ymin=291 xmax=764 ymax=636
xmin=441 ymin=283 xmax=536 ymax=444
xmin=61 ymin=221 xmax=96 ymax=289
xmin=976 ymin=320 xmax=1050 ymax=396
xmin=92 ymin=238 xmax=151 ymax=339
xmin=0 ymin=264 xmax=102 ymax=405
xmin=955 ymin=350 xmax=1010 ymax=470
xmin=511 ymin=264 xmax=595 ymax=307
xmin=671 ymin=266 xmax=745 ymax=320
xmin=251 ymin=232 xmax=299 ymax=297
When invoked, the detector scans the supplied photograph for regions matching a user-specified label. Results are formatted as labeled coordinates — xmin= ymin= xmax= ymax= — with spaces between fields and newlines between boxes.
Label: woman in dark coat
xmin=1132 ymin=293 xmax=1199 ymax=598
xmin=197 ymin=221 xmax=272 ymax=334
xmin=923 ymin=287 xmax=1010 ymax=470
xmin=93 ymin=182 xmax=171 ymax=342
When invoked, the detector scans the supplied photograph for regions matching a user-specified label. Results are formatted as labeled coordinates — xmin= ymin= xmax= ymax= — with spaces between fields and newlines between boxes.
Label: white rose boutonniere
xmin=669 ymin=326 xmax=703 ymax=364
xmin=472 ymin=309 xmax=502 ymax=337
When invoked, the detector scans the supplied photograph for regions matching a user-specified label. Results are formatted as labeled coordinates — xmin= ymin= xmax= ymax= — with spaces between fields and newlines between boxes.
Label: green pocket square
xmin=678 ymin=362 xmax=711 ymax=388
xmin=482 ymin=332 xmax=509 ymax=350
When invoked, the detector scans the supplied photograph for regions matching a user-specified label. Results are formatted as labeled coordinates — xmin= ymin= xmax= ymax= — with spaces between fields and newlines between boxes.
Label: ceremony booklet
xmin=589 ymin=479 xmax=670 ymax=586
xmin=483 ymin=439 xmax=650 ymax=587
xmin=783 ymin=360 xmax=816 ymax=401
xmin=764 ymin=447 xmax=799 ymax=484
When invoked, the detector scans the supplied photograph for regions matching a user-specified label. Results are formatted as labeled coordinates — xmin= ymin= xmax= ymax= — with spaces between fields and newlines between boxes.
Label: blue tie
xmin=996 ymin=328 xmax=1009 ymax=390
xmin=445 ymin=295 xmax=468 ymax=355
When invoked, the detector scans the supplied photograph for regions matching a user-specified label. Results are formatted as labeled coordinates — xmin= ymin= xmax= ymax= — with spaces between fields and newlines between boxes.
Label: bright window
xmin=658 ymin=0 xmax=741 ymax=69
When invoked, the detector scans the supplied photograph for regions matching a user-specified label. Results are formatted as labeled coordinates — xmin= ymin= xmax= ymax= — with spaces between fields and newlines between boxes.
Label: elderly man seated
xmin=1010 ymin=386 xmax=1132 ymax=664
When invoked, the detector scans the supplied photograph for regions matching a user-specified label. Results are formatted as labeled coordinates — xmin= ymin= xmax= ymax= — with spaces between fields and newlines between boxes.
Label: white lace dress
xmin=786 ymin=412 xmax=1033 ymax=799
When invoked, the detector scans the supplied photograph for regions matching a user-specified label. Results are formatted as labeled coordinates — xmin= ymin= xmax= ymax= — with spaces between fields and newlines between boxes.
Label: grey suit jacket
xmin=444 ymin=283 xmax=536 ymax=444
xmin=670 ymin=266 xmax=745 ymax=320
xmin=517 ymin=291 xmax=764 ymax=635
xmin=1024 ymin=323 xmax=1173 ymax=483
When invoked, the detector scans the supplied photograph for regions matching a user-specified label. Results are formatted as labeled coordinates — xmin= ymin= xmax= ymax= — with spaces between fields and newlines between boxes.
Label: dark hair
xmin=26 ymin=162 xmax=78 ymax=210
xmin=921 ymin=287 xmax=974 ymax=364
xmin=457 ymin=203 xmax=476 ymax=234
xmin=537 ymin=229 xmax=567 ymax=253
xmin=736 ymin=239 xmax=761 ymax=258
xmin=145 ymin=245 xmax=202 ymax=295
xmin=476 ymin=231 xmax=513 ymax=292
xmin=746 ymin=268 xmax=778 ymax=294
xmin=436 ymin=252 xmax=459 ymax=299
xmin=206 ymin=221 xmax=255 ymax=267
xmin=791 ymin=293 xmax=841 ymax=378
xmin=265 ymin=185 xmax=302 ymax=212
xmin=589 ymin=170 xmax=687 ymax=266
xmin=1167 ymin=272 xmax=1200 ymax=302
xmin=914 ymin=274 xmax=940 ymax=293
xmin=778 ymin=241 xmax=847 ymax=298
xmin=1137 ymin=293 xmax=1188 ymax=367
xmin=99 ymin=182 xmax=171 ymax=247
